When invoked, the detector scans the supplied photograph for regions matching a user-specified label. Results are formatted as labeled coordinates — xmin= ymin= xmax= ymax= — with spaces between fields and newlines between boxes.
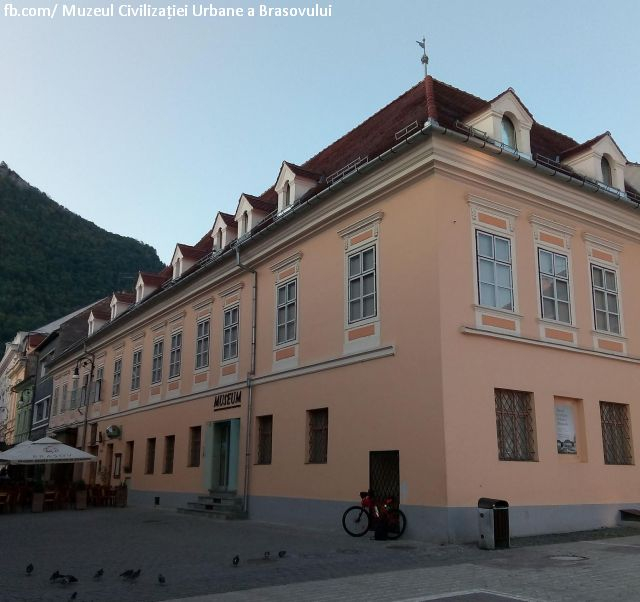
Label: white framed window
xmin=169 ymin=332 xmax=182 ymax=378
xmin=195 ymin=320 xmax=210 ymax=370
xmin=61 ymin=383 xmax=68 ymax=413
xmin=283 ymin=181 xmax=291 ymax=208
xmin=476 ymin=230 xmax=513 ymax=311
xmin=538 ymin=249 xmax=571 ymax=323
xmin=347 ymin=246 xmax=376 ymax=323
xmin=223 ymin=306 xmax=239 ymax=361
xmin=591 ymin=265 xmax=620 ymax=334
xmin=131 ymin=349 xmax=142 ymax=391
xmin=151 ymin=340 xmax=164 ymax=384
xmin=112 ymin=358 xmax=122 ymax=397
xmin=276 ymin=279 xmax=297 ymax=345
xmin=34 ymin=397 xmax=50 ymax=423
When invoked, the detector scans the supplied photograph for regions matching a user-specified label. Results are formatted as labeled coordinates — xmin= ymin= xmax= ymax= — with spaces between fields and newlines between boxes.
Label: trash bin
xmin=477 ymin=498 xmax=509 ymax=550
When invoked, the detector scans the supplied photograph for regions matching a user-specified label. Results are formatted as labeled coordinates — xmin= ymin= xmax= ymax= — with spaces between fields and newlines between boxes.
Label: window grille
xmin=195 ymin=320 xmax=210 ymax=370
xmin=308 ymin=408 xmax=328 ymax=464
xmin=188 ymin=426 xmax=201 ymax=467
xmin=164 ymin=435 xmax=175 ymax=474
xmin=145 ymin=438 xmax=156 ymax=474
xmin=257 ymin=415 xmax=273 ymax=465
xmin=600 ymin=401 xmax=633 ymax=465
xmin=495 ymin=389 xmax=535 ymax=461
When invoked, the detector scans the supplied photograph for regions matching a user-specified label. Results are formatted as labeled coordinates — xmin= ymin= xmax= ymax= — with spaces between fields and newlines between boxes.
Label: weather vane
xmin=417 ymin=37 xmax=428 ymax=77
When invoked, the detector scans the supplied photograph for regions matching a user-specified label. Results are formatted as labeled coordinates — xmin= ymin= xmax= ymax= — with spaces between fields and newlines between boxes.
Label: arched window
xmin=242 ymin=211 xmax=249 ymax=234
xmin=501 ymin=116 xmax=517 ymax=149
xmin=284 ymin=181 xmax=291 ymax=207
xmin=601 ymin=156 xmax=612 ymax=186
xmin=216 ymin=229 xmax=222 ymax=250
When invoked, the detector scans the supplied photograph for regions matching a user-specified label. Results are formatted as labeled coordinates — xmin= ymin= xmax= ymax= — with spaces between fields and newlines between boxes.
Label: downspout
xmin=235 ymin=245 xmax=257 ymax=515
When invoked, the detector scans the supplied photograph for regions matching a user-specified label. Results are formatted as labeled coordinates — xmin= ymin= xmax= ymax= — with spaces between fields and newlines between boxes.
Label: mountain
xmin=0 ymin=161 xmax=165 ymax=344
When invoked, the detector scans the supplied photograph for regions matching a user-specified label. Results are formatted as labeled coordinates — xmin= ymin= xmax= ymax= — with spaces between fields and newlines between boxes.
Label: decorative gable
xmin=560 ymin=132 xmax=627 ymax=191
xmin=135 ymin=272 xmax=165 ymax=303
xmin=170 ymin=244 xmax=206 ymax=280
xmin=274 ymin=162 xmax=321 ymax=214
xmin=211 ymin=212 xmax=237 ymax=250
xmin=88 ymin=310 xmax=108 ymax=336
xmin=234 ymin=194 xmax=270 ymax=237
xmin=463 ymin=88 xmax=534 ymax=157
xmin=110 ymin=292 xmax=134 ymax=320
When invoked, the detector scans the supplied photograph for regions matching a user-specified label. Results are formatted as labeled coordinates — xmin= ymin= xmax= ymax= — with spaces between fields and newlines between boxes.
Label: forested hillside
xmin=0 ymin=162 xmax=164 ymax=343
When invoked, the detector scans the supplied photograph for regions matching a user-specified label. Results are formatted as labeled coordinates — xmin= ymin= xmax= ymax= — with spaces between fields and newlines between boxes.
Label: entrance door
xmin=216 ymin=422 xmax=230 ymax=489
xmin=369 ymin=450 xmax=400 ymax=505
xmin=204 ymin=419 xmax=240 ymax=492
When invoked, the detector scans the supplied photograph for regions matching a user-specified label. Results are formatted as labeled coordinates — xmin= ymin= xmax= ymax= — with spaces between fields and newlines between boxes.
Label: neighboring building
xmin=1 ymin=332 xmax=46 ymax=445
xmin=48 ymin=76 xmax=640 ymax=542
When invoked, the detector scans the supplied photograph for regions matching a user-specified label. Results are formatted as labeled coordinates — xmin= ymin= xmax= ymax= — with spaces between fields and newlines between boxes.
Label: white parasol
xmin=0 ymin=437 xmax=96 ymax=464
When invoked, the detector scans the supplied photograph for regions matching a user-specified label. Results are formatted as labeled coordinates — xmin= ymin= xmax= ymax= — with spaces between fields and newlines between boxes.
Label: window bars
xmin=308 ymin=408 xmax=328 ymax=464
xmin=600 ymin=401 xmax=632 ymax=465
xmin=495 ymin=389 xmax=535 ymax=461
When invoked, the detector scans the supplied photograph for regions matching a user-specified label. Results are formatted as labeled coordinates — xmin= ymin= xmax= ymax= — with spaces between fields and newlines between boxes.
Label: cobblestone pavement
xmin=2 ymin=506 xmax=640 ymax=602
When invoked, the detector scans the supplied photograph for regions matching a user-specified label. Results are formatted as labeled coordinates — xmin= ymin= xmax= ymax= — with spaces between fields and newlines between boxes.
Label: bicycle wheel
xmin=342 ymin=506 xmax=371 ymax=537
xmin=385 ymin=509 xmax=407 ymax=540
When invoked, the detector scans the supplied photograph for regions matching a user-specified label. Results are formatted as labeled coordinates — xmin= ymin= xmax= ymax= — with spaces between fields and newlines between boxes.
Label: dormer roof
xmin=138 ymin=272 xmax=168 ymax=287
xmin=112 ymin=291 xmax=136 ymax=304
xmin=90 ymin=306 xmax=111 ymax=321
xmin=242 ymin=193 xmax=277 ymax=214
xmin=559 ymin=131 xmax=627 ymax=162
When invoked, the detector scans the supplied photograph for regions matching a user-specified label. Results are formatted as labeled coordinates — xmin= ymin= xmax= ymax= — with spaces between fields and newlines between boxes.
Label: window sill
xmin=536 ymin=317 xmax=577 ymax=331
xmin=473 ymin=304 xmax=523 ymax=319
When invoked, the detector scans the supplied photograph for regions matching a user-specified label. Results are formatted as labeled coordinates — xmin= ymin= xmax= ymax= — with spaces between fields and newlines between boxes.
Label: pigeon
xmin=158 ymin=573 xmax=166 ymax=585
xmin=278 ymin=550 xmax=286 ymax=558
xmin=65 ymin=575 xmax=78 ymax=583
xmin=120 ymin=569 xmax=134 ymax=579
xmin=50 ymin=570 xmax=61 ymax=582
xmin=264 ymin=551 xmax=270 ymax=560
xmin=68 ymin=593 xmax=77 ymax=601
xmin=93 ymin=568 xmax=103 ymax=580
xmin=131 ymin=568 xmax=141 ymax=580
xmin=26 ymin=563 xmax=34 ymax=576
xmin=232 ymin=555 xmax=240 ymax=567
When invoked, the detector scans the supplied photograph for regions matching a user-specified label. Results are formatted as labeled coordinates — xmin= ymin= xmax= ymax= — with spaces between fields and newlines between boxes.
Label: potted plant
xmin=31 ymin=480 xmax=45 ymax=513
xmin=73 ymin=479 xmax=87 ymax=510
xmin=116 ymin=480 xmax=128 ymax=508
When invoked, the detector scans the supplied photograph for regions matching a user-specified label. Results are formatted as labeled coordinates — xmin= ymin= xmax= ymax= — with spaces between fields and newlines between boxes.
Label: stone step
xmin=177 ymin=506 xmax=248 ymax=520
xmin=197 ymin=495 xmax=243 ymax=507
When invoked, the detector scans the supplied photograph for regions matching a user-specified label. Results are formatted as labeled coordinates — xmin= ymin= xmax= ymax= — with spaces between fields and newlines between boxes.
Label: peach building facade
xmin=48 ymin=77 xmax=640 ymax=541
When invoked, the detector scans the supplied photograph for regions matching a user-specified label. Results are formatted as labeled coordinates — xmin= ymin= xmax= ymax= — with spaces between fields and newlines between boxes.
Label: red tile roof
xmin=113 ymin=292 xmax=136 ymax=304
xmin=218 ymin=212 xmax=236 ymax=227
xmin=177 ymin=244 xmax=209 ymax=261
xmin=282 ymin=162 xmax=322 ymax=182
xmin=91 ymin=307 xmax=111 ymax=321
xmin=139 ymin=272 xmax=167 ymax=287
xmin=243 ymin=194 xmax=277 ymax=214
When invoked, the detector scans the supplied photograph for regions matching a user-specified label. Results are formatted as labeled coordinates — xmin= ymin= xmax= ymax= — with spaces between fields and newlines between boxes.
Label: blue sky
xmin=1 ymin=0 xmax=639 ymax=264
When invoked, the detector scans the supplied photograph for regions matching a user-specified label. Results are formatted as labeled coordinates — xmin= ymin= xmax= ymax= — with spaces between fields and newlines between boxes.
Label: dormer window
xmin=110 ymin=303 xmax=117 ymax=320
xmin=216 ymin=229 xmax=222 ymax=250
xmin=284 ymin=181 xmax=291 ymax=208
xmin=241 ymin=211 xmax=248 ymax=235
xmin=136 ymin=283 xmax=143 ymax=303
xmin=501 ymin=116 xmax=517 ymax=149
xmin=601 ymin=156 xmax=612 ymax=186
xmin=173 ymin=257 xmax=182 ymax=279
xmin=88 ymin=317 xmax=95 ymax=336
